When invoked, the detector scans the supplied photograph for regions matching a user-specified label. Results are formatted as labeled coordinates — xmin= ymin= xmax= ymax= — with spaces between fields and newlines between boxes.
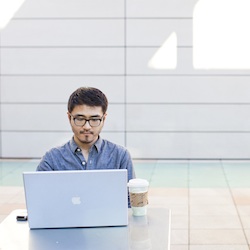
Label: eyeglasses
xmin=69 ymin=114 xmax=104 ymax=127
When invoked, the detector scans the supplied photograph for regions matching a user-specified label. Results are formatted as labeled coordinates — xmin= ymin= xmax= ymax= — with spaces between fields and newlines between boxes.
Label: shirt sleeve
xmin=121 ymin=149 xmax=136 ymax=181
xmin=120 ymin=149 xmax=136 ymax=208
xmin=36 ymin=153 xmax=54 ymax=171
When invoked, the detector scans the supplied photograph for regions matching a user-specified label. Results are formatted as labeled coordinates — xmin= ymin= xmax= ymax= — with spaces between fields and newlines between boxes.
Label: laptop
xmin=23 ymin=169 xmax=128 ymax=229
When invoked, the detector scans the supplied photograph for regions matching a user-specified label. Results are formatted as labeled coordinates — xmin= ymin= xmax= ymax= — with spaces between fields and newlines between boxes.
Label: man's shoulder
xmin=101 ymin=138 xmax=126 ymax=151
xmin=100 ymin=139 xmax=130 ymax=159
xmin=45 ymin=140 xmax=71 ymax=155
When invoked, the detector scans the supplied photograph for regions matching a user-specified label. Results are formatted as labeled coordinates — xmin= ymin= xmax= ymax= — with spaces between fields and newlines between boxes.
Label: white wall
xmin=1 ymin=0 xmax=250 ymax=159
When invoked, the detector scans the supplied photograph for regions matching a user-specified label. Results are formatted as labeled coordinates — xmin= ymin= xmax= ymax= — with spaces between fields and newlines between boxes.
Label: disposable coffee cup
xmin=127 ymin=179 xmax=149 ymax=216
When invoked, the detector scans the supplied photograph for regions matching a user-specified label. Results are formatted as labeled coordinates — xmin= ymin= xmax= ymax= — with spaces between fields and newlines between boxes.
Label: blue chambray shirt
xmin=36 ymin=136 xmax=135 ymax=206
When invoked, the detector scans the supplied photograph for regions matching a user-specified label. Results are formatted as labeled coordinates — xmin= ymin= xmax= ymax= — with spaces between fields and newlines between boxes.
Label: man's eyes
xmin=75 ymin=116 xmax=85 ymax=121
xmin=75 ymin=117 xmax=99 ymax=121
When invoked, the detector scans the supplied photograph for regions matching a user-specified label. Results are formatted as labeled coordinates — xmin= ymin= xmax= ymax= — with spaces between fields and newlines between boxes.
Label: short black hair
xmin=67 ymin=87 xmax=108 ymax=114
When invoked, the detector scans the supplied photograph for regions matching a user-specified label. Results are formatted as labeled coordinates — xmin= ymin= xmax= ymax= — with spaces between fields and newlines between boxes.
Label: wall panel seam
xmin=3 ymin=74 xmax=250 ymax=77
xmin=12 ymin=17 xmax=193 ymax=20
xmin=2 ymin=130 xmax=250 ymax=133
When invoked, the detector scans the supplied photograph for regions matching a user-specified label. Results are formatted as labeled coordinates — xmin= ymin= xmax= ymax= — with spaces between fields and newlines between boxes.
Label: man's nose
xmin=83 ymin=120 xmax=91 ymax=128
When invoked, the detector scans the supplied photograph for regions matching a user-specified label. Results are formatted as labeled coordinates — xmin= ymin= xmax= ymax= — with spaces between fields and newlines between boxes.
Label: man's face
xmin=68 ymin=105 xmax=106 ymax=147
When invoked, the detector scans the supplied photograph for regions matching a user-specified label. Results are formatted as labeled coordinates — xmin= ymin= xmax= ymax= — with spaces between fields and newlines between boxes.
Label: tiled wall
xmin=1 ymin=0 xmax=250 ymax=159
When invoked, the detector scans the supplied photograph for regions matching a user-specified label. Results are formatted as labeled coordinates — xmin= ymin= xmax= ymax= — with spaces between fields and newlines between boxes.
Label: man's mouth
xmin=80 ymin=131 xmax=92 ymax=135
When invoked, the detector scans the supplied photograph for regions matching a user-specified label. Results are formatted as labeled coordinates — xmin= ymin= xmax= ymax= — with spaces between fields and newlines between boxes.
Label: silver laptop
xmin=23 ymin=169 xmax=128 ymax=229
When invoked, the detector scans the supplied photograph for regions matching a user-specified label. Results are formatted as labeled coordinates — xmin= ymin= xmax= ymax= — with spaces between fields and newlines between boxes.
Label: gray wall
xmin=1 ymin=0 xmax=250 ymax=159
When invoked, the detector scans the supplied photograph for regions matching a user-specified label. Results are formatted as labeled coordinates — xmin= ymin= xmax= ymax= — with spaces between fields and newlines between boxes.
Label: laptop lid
xmin=23 ymin=169 xmax=128 ymax=229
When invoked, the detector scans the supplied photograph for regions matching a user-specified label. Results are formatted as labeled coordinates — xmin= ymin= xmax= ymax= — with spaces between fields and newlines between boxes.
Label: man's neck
xmin=73 ymin=136 xmax=98 ymax=156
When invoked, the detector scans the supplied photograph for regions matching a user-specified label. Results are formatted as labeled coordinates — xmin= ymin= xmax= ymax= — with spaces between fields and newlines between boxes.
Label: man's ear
xmin=103 ymin=113 xmax=107 ymax=121
xmin=67 ymin=112 xmax=72 ymax=122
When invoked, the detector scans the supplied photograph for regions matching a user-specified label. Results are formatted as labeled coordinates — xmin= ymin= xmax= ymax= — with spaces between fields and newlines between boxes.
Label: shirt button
xmin=77 ymin=148 xmax=81 ymax=152
xmin=82 ymin=162 xmax=86 ymax=165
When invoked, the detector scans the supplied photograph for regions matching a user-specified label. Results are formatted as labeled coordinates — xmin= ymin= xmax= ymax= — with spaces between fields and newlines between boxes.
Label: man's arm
xmin=120 ymin=149 xmax=135 ymax=208
xmin=121 ymin=149 xmax=135 ymax=180
xmin=36 ymin=153 xmax=54 ymax=171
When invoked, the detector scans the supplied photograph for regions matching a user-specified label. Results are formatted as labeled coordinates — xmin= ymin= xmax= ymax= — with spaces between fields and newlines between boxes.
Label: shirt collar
xmin=94 ymin=136 xmax=102 ymax=152
xmin=70 ymin=137 xmax=79 ymax=153
xmin=70 ymin=136 xmax=103 ymax=153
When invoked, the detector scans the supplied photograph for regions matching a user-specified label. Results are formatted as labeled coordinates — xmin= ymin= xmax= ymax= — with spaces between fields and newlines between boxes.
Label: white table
xmin=0 ymin=208 xmax=171 ymax=250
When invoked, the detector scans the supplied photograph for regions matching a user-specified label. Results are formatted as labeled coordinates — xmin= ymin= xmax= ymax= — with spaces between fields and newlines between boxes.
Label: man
xmin=37 ymin=87 xmax=135 ymax=206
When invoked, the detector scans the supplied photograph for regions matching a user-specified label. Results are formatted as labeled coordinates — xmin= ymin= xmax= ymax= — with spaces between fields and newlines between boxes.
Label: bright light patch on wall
xmin=148 ymin=32 xmax=177 ymax=70
xmin=0 ymin=0 xmax=25 ymax=30
xmin=193 ymin=0 xmax=250 ymax=69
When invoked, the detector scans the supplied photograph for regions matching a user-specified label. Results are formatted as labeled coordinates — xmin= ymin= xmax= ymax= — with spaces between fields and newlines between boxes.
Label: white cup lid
xmin=127 ymin=178 xmax=149 ymax=188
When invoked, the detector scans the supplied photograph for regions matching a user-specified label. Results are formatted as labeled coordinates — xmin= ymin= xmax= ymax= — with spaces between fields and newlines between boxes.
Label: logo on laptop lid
xmin=71 ymin=196 xmax=81 ymax=205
